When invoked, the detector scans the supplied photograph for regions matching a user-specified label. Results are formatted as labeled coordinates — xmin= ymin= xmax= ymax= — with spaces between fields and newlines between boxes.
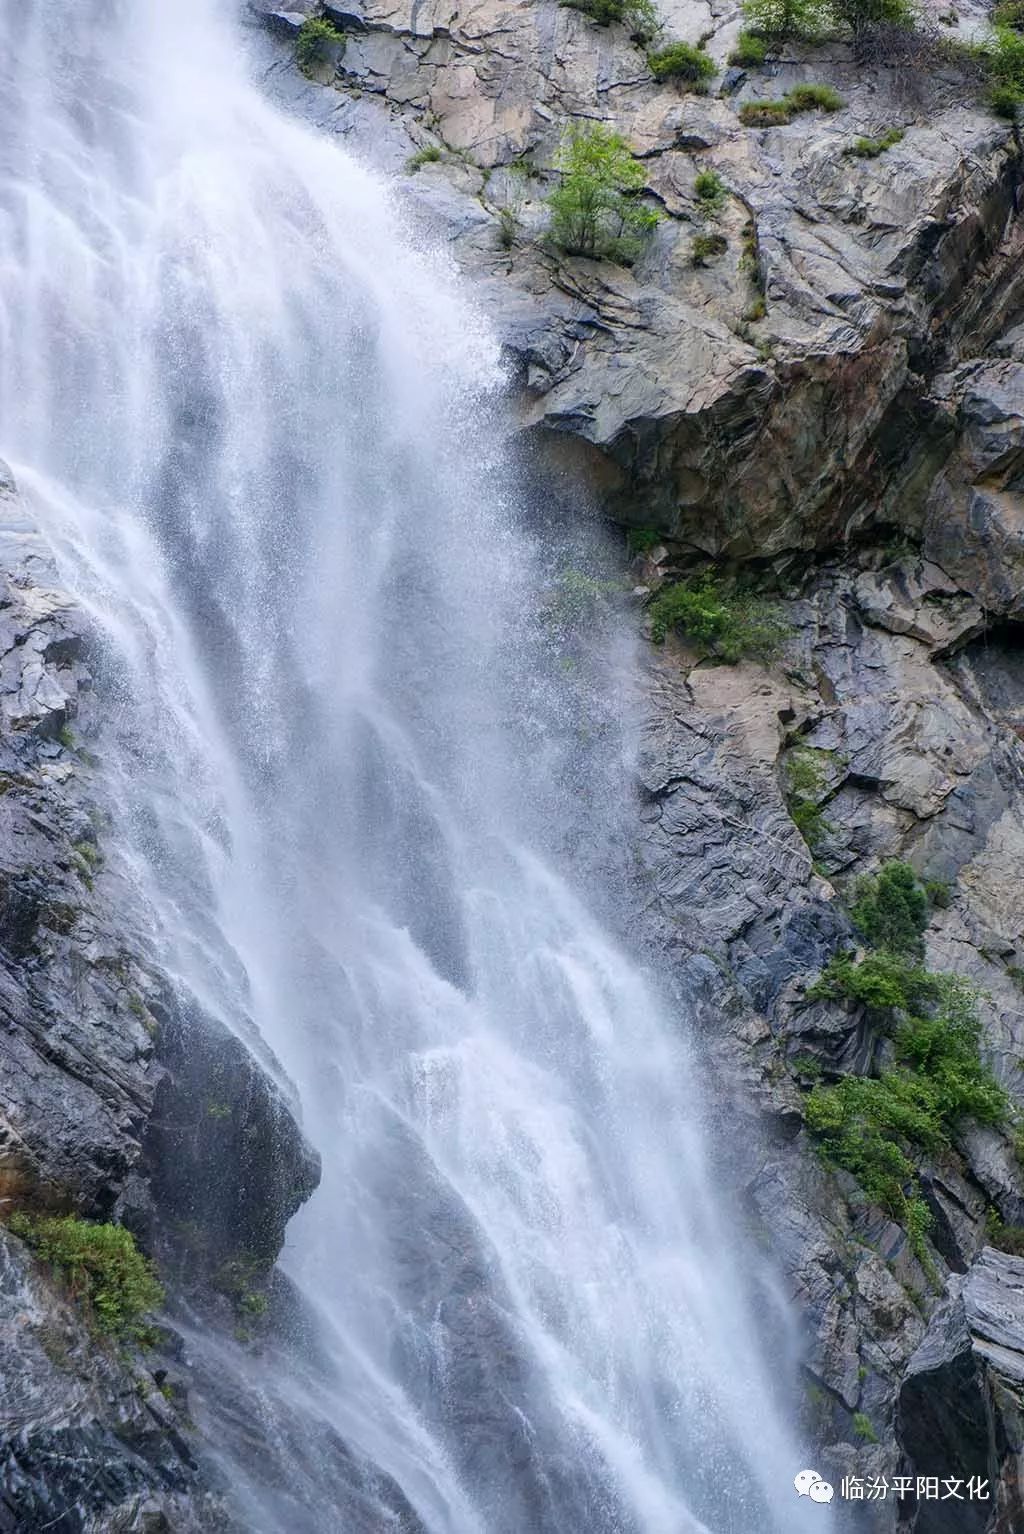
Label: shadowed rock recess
xmin=5 ymin=0 xmax=1024 ymax=1526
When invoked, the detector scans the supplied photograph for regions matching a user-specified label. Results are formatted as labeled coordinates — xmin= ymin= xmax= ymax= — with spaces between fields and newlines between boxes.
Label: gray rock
xmin=898 ymin=1247 xmax=1024 ymax=1533
xmin=0 ymin=1228 xmax=230 ymax=1533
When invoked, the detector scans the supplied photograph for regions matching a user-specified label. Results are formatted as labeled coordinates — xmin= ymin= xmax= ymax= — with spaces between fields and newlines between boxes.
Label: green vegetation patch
xmin=406 ymin=145 xmax=442 ymax=173
xmin=849 ymin=859 xmax=929 ymax=959
xmin=784 ymin=747 xmax=834 ymax=851
xmin=982 ymin=26 xmax=1024 ymax=117
xmin=691 ymin=231 xmax=728 ymax=265
xmin=729 ymin=29 xmax=770 ymax=64
xmin=693 ymin=169 xmax=727 ymax=212
xmin=648 ymin=41 xmax=717 ymax=82
xmin=647 ymin=573 xmax=787 ymax=662
xmin=8 ymin=1214 xmax=164 ymax=1340
xmin=803 ymin=863 xmax=1011 ymax=1259
xmin=561 ymin=0 xmax=661 ymax=39
xmin=546 ymin=122 xmax=659 ymax=261
xmin=626 ymin=527 xmax=663 ymax=555
xmin=738 ymin=98 xmax=794 ymax=126
xmin=784 ymin=82 xmax=845 ymax=111
xmin=847 ymin=128 xmax=905 ymax=157
xmin=295 ymin=16 xmax=345 ymax=72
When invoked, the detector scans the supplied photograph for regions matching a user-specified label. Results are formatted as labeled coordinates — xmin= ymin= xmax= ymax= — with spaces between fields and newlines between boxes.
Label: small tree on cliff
xmin=546 ymin=123 xmax=659 ymax=261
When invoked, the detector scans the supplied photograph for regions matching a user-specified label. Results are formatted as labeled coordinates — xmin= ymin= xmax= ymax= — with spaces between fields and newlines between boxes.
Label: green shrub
xmin=985 ymin=1209 xmax=1024 ymax=1254
xmin=647 ymin=574 xmax=787 ymax=661
xmin=741 ymin=0 xmax=829 ymax=40
xmin=807 ymin=950 xmax=940 ymax=1013
xmin=847 ymin=127 xmax=904 ymax=156
xmin=983 ymin=25 xmax=1024 ymax=103
xmin=648 ymin=41 xmax=716 ymax=81
xmin=406 ymin=145 xmax=442 ymax=173
xmin=691 ymin=231 xmax=728 ymax=264
xmin=562 ymin=0 xmax=661 ymax=38
xmin=853 ymin=1412 xmax=878 ymax=1443
xmin=850 ymin=861 xmax=929 ymax=958
xmin=830 ymin=0 xmax=915 ymax=30
xmin=739 ymin=99 xmax=793 ymax=125
xmin=785 ymin=82 xmax=845 ymax=110
xmin=990 ymin=83 xmax=1024 ymax=117
xmin=295 ymin=16 xmax=345 ymax=71
xmin=694 ymin=169 xmax=727 ymax=211
xmin=8 ymin=1214 xmax=164 ymax=1341
xmin=546 ymin=122 xmax=659 ymax=260
xmin=785 ymin=748 xmax=833 ymax=850
xmin=805 ymin=923 xmax=1009 ymax=1258
xmin=730 ymin=29 xmax=770 ymax=63
xmin=994 ymin=0 xmax=1024 ymax=27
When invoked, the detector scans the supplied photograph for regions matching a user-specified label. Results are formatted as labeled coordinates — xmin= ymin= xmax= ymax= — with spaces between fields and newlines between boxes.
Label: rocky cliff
xmin=248 ymin=2 xmax=1024 ymax=1527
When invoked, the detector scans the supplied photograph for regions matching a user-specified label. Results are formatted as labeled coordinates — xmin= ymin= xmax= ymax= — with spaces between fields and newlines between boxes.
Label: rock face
xmin=0 ymin=1228 xmax=225 ymax=1534
xmin=250 ymin=0 xmax=1024 ymax=555
xmin=898 ymin=1247 xmax=1024 ymax=1533
xmin=0 ymin=464 xmax=319 ymax=1530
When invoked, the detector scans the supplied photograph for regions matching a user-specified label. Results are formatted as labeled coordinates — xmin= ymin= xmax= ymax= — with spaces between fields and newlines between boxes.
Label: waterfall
xmin=0 ymin=3 xmax=831 ymax=1530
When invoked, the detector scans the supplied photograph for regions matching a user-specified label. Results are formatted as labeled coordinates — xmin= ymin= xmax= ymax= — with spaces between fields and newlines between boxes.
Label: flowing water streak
xmin=0 ymin=3 xmax=832 ymax=1530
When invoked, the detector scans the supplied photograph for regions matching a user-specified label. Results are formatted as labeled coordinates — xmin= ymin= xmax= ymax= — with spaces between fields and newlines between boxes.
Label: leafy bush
xmin=853 ymin=1412 xmax=879 ymax=1444
xmin=648 ymin=40 xmax=717 ymax=81
xmin=981 ymin=27 xmax=1024 ymax=115
xmin=694 ymin=169 xmax=727 ymax=212
xmin=804 ymin=867 xmax=1010 ymax=1260
xmin=562 ymin=0 xmax=661 ymax=38
xmin=829 ymin=0 xmax=915 ymax=30
xmin=691 ymin=231 xmax=728 ymax=264
xmin=990 ymin=82 xmax=1023 ymax=117
xmin=295 ymin=16 xmax=345 ymax=71
xmin=784 ymin=82 xmax=845 ymax=110
xmin=850 ymin=861 xmax=929 ymax=958
xmin=739 ymin=99 xmax=793 ymax=125
xmin=730 ymin=29 xmax=770 ymax=64
xmin=8 ymin=1214 xmax=164 ymax=1340
xmin=546 ymin=123 xmax=659 ymax=261
xmin=986 ymin=1209 xmax=1024 ymax=1255
xmin=994 ymin=0 xmax=1024 ymax=28
xmin=785 ymin=748 xmax=833 ymax=850
xmin=805 ymin=973 xmax=1008 ymax=1254
xmin=647 ymin=574 xmax=787 ymax=661
xmin=406 ymin=145 xmax=442 ymax=173
xmin=847 ymin=127 xmax=904 ymax=156
xmin=742 ymin=0 xmax=829 ymax=41
xmin=807 ymin=949 xmax=940 ymax=1012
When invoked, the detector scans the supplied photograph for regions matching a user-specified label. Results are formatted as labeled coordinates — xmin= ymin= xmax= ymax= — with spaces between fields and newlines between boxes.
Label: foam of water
xmin=0 ymin=3 xmax=831 ymax=1529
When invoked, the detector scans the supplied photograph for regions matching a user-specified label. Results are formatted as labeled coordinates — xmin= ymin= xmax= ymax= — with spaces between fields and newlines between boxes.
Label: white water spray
xmin=0 ymin=3 xmax=832 ymax=1530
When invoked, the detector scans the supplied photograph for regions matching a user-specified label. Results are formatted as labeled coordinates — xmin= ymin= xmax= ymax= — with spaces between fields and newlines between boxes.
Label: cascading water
xmin=1 ymin=3 xmax=835 ymax=1530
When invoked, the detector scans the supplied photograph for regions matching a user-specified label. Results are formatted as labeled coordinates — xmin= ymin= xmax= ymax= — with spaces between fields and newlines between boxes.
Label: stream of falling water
xmin=0 ymin=3 xmax=832 ymax=1530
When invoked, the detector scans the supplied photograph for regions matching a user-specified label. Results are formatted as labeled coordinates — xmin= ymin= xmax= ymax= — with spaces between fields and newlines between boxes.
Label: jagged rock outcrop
xmin=0 ymin=1228 xmax=227 ymax=1534
xmin=252 ymin=0 xmax=1024 ymax=554
xmin=898 ymin=1246 xmax=1024 ymax=1532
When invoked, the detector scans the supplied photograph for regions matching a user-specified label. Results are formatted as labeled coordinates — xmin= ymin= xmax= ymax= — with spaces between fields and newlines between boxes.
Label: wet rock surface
xmin=0 ymin=465 xmax=317 ymax=1530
